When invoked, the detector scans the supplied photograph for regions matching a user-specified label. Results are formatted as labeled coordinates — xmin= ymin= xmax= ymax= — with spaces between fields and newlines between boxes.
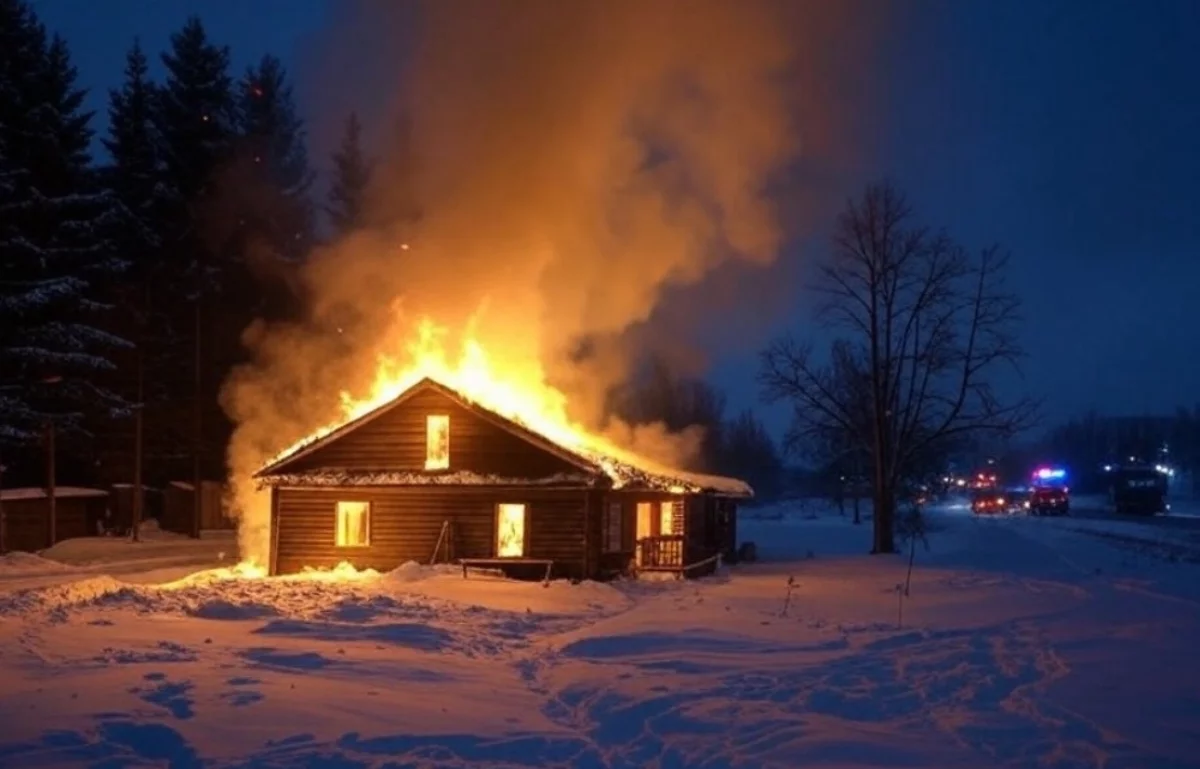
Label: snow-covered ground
xmin=1 ymin=503 xmax=1199 ymax=768
xmin=0 ymin=519 xmax=237 ymax=590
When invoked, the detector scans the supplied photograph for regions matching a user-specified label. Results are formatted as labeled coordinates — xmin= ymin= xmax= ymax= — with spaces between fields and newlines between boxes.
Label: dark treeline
xmin=610 ymin=356 xmax=784 ymax=502
xmin=1039 ymin=410 xmax=1198 ymax=493
xmin=0 ymin=4 xmax=343 ymax=491
xmin=0 ymin=1 xmax=785 ymax=501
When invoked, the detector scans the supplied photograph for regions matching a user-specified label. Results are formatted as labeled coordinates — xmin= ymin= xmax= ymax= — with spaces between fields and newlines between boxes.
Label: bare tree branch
xmin=760 ymin=181 xmax=1040 ymax=553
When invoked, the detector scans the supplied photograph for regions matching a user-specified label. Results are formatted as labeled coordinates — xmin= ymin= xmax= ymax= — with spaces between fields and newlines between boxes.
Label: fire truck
xmin=1028 ymin=466 xmax=1069 ymax=516
xmin=1106 ymin=464 xmax=1168 ymax=515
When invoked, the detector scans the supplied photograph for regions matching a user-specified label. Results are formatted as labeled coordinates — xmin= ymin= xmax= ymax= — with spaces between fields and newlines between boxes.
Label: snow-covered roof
xmin=257 ymin=377 xmax=752 ymax=498
xmin=259 ymin=470 xmax=598 ymax=489
xmin=0 ymin=486 xmax=109 ymax=502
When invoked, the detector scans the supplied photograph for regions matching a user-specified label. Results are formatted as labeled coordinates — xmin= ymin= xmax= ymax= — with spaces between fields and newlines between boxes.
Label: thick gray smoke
xmin=223 ymin=0 xmax=874 ymax=564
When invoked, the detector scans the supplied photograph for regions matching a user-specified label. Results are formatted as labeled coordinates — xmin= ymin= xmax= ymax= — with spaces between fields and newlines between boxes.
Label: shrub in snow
xmin=895 ymin=503 xmax=930 ymax=598
xmin=780 ymin=576 xmax=797 ymax=617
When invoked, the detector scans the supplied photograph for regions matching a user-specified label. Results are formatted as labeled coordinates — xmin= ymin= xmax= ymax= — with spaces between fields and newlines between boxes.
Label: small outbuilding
xmin=0 ymin=486 xmax=109 ymax=553
xmin=255 ymin=377 xmax=751 ymax=580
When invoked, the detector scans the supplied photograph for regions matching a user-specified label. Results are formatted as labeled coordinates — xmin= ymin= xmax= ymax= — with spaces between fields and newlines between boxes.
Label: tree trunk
xmin=132 ymin=346 xmax=144 ymax=543
xmin=0 ymin=461 xmax=7 ymax=553
xmin=46 ymin=421 xmax=56 ymax=547
xmin=192 ymin=294 xmax=203 ymax=540
xmin=872 ymin=490 xmax=897 ymax=553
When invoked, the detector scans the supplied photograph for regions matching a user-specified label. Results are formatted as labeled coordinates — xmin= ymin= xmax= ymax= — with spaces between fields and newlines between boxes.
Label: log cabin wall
xmin=274 ymin=486 xmax=590 ymax=578
xmin=280 ymin=388 xmax=582 ymax=478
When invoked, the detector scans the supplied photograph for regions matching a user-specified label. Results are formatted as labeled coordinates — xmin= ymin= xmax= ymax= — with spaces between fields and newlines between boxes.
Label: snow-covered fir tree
xmin=0 ymin=0 xmax=130 ymax=449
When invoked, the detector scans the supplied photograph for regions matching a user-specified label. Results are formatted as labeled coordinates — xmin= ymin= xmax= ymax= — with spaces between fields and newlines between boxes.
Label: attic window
xmin=425 ymin=415 xmax=449 ymax=470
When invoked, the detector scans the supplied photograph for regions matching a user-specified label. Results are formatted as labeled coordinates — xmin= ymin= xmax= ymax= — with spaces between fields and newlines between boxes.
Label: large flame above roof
xmin=264 ymin=314 xmax=674 ymax=481
xmin=260 ymin=313 xmax=749 ymax=497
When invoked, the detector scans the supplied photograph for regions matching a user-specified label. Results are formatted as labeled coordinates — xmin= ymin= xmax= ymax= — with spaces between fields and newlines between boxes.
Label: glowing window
xmin=659 ymin=501 xmax=678 ymax=536
xmin=635 ymin=502 xmax=654 ymax=540
xmin=425 ymin=414 xmax=449 ymax=470
xmin=335 ymin=501 xmax=370 ymax=547
xmin=496 ymin=503 xmax=526 ymax=558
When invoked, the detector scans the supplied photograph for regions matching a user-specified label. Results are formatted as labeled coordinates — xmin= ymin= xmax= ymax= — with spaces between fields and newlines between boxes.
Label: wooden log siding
xmin=274 ymin=486 xmax=589 ymax=577
xmin=281 ymin=388 xmax=582 ymax=479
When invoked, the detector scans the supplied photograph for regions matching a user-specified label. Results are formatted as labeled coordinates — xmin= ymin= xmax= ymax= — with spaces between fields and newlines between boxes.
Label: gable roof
xmin=256 ymin=377 xmax=752 ymax=498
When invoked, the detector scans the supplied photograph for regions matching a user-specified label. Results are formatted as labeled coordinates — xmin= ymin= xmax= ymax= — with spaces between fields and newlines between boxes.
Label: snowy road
xmin=1 ymin=506 xmax=1198 ymax=768
xmin=1066 ymin=496 xmax=1200 ymax=532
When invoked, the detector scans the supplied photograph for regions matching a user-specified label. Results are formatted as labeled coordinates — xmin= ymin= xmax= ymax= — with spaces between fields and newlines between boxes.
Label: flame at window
xmin=336 ymin=501 xmax=369 ymax=547
xmin=497 ymin=503 xmax=526 ymax=557
xmin=426 ymin=414 xmax=449 ymax=470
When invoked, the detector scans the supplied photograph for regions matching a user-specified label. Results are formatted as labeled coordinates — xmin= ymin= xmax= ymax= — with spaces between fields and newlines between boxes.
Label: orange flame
xmin=264 ymin=308 xmax=652 ymax=474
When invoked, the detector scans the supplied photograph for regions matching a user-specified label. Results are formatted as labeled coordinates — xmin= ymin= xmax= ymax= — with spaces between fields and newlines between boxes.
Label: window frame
xmin=334 ymin=500 xmax=371 ymax=548
xmin=494 ymin=502 xmax=529 ymax=558
xmin=603 ymin=500 xmax=624 ymax=553
xmin=425 ymin=414 xmax=450 ymax=470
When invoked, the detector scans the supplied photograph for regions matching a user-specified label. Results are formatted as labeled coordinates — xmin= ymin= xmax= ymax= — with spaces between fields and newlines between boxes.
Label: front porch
xmin=636 ymin=534 xmax=685 ymax=570
xmin=635 ymin=534 xmax=723 ymax=578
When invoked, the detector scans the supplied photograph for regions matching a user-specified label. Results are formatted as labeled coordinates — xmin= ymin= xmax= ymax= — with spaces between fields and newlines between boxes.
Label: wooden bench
xmin=458 ymin=557 xmax=555 ymax=583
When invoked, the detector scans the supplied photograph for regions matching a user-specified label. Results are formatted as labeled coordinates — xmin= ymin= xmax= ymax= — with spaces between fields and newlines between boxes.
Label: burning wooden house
xmin=255 ymin=377 xmax=751 ymax=580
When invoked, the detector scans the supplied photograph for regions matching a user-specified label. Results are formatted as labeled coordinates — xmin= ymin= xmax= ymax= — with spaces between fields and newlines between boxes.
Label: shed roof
xmin=256 ymin=377 xmax=752 ymax=498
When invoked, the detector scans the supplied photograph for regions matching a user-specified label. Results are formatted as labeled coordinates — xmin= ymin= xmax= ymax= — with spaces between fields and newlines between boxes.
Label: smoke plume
xmin=223 ymin=0 xmax=832 ymax=564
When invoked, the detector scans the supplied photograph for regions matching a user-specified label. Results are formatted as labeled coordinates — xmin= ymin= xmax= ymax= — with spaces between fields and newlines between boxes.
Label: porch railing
xmin=638 ymin=534 xmax=684 ymax=569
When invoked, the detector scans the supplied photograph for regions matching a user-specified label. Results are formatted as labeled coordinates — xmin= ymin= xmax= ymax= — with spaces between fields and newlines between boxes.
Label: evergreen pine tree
xmin=102 ymin=39 xmax=176 ymax=489
xmin=0 ymin=0 xmax=130 ymax=454
xmin=104 ymin=40 xmax=166 ymax=228
xmin=199 ymin=54 xmax=314 ymax=426
xmin=327 ymin=111 xmax=371 ymax=238
xmin=236 ymin=54 xmax=314 ymax=260
xmin=155 ymin=16 xmax=235 ymax=205
xmin=152 ymin=16 xmax=237 ymax=484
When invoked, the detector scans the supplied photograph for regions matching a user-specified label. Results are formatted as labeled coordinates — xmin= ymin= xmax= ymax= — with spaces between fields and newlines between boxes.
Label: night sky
xmin=33 ymin=0 xmax=1200 ymax=437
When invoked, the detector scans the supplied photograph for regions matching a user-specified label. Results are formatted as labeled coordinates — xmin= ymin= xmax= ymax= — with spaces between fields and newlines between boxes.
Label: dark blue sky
xmin=33 ymin=0 xmax=1200 ymax=435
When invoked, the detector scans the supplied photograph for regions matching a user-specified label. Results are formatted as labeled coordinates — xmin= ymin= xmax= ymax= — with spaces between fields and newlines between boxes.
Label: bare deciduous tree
xmin=759 ymin=182 xmax=1038 ymax=553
